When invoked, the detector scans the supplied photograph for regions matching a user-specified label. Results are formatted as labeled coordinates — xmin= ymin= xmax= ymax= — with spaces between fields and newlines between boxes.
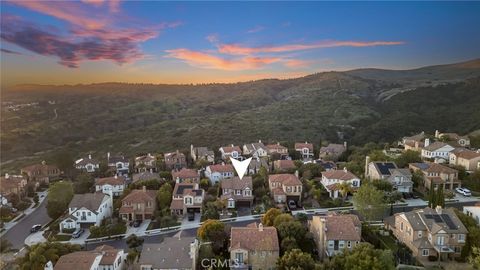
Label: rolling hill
xmin=1 ymin=59 xmax=480 ymax=171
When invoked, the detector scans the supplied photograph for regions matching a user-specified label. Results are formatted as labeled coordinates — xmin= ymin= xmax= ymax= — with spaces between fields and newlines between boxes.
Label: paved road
xmin=1 ymin=195 xmax=52 ymax=249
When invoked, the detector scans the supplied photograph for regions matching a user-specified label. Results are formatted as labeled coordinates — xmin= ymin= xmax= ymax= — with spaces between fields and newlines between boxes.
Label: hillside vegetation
xmin=1 ymin=59 xmax=480 ymax=170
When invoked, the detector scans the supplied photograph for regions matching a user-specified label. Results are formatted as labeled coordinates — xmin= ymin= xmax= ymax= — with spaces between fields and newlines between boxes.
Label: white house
xmin=75 ymin=155 xmax=100 ymax=173
xmin=243 ymin=141 xmax=269 ymax=158
xmin=95 ymin=175 xmax=126 ymax=196
xmin=107 ymin=153 xmax=129 ymax=175
xmin=205 ymin=164 xmax=235 ymax=183
xmin=463 ymin=205 xmax=480 ymax=225
xmin=421 ymin=139 xmax=455 ymax=163
xmin=47 ymin=245 xmax=125 ymax=270
xmin=321 ymin=168 xmax=361 ymax=198
xmin=219 ymin=145 xmax=243 ymax=160
xmin=59 ymin=193 xmax=112 ymax=232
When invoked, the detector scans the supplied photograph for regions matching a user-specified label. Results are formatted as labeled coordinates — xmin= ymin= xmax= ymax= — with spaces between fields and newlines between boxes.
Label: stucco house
xmin=205 ymin=164 xmax=235 ymax=183
xmin=320 ymin=168 xmax=360 ymax=198
xmin=50 ymin=245 xmax=125 ymax=270
xmin=170 ymin=182 xmax=204 ymax=217
xmin=21 ymin=161 xmax=61 ymax=185
xmin=273 ymin=160 xmax=296 ymax=172
xmin=0 ymin=173 xmax=27 ymax=200
xmin=268 ymin=173 xmax=302 ymax=206
xmin=119 ymin=186 xmax=156 ymax=222
xmin=172 ymin=168 xmax=200 ymax=183
xmin=265 ymin=143 xmax=289 ymax=159
xmin=387 ymin=168 xmax=414 ymax=193
xmin=243 ymin=141 xmax=268 ymax=158
xmin=59 ymin=193 xmax=112 ymax=232
xmin=435 ymin=130 xmax=470 ymax=148
xmin=107 ymin=153 xmax=129 ymax=176
xmin=190 ymin=144 xmax=215 ymax=163
xmin=319 ymin=142 xmax=347 ymax=161
xmin=219 ymin=145 xmax=243 ymax=160
xmin=135 ymin=153 xmax=156 ymax=172
xmin=95 ymin=175 xmax=126 ymax=196
xmin=229 ymin=223 xmax=279 ymax=270
xmin=295 ymin=142 xmax=314 ymax=161
xmin=449 ymin=149 xmax=480 ymax=172
xmin=421 ymin=139 xmax=455 ymax=163
xmin=409 ymin=162 xmax=460 ymax=191
xmin=220 ymin=176 xmax=253 ymax=209
xmin=402 ymin=131 xmax=426 ymax=151
xmin=164 ymin=150 xmax=187 ymax=170
xmin=75 ymin=155 xmax=100 ymax=173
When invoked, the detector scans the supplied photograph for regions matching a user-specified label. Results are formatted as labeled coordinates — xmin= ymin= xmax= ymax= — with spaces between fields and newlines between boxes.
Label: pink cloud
xmin=283 ymin=59 xmax=312 ymax=69
xmin=218 ymin=40 xmax=405 ymax=55
xmin=165 ymin=49 xmax=281 ymax=70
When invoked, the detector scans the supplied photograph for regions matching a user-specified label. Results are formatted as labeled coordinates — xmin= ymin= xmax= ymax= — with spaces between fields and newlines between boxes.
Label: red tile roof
xmin=269 ymin=174 xmax=302 ymax=186
xmin=322 ymin=169 xmax=359 ymax=181
xmin=230 ymin=224 xmax=279 ymax=252
xmin=208 ymin=164 xmax=234 ymax=173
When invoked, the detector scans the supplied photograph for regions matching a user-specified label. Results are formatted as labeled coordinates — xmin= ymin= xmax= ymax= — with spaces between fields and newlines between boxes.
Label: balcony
xmin=434 ymin=245 xmax=454 ymax=253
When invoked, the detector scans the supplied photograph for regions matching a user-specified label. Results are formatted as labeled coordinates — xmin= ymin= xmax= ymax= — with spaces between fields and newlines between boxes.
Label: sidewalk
xmin=24 ymin=231 xmax=47 ymax=246
xmin=125 ymin=219 xmax=151 ymax=236
xmin=1 ymin=191 xmax=48 ymax=237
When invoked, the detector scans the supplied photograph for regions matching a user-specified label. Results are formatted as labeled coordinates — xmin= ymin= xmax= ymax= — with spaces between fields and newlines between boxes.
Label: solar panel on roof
xmin=441 ymin=214 xmax=457 ymax=230
xmin=376 ymin=162 xmax=396 ymax=175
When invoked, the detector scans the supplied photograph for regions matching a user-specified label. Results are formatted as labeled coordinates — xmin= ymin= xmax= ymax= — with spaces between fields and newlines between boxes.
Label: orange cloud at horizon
xmin=218 ymin=40 xmax=405 ymax=55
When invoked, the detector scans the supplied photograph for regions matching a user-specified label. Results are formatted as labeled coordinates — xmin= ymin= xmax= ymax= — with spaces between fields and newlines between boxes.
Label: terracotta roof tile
xmin=230 ymin=224 xmax=279 ymax=252
xmin=268 ymin=174 xmax=302 ymax=186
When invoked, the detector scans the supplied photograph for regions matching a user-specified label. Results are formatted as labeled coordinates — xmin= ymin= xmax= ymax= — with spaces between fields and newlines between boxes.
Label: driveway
xmin=454 ymin=194 xmax=480 ymax=202
xmin=1 ymin=192 xmax=52 ymax=249
xmin=125 ymin=220 xmax=151 ymax=236
xmin=69 ymin=229 xmax=90 ymax=244
xmin=181 ymin=213 xmax=200 ymax=225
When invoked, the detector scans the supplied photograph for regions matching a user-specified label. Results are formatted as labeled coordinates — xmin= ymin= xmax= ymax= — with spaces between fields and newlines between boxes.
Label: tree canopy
xmin=262 ymin=208 xmax=282 ymax=226
xmin=18 ymin=242 xmax=81 ymax=270
xmin=353 ymin=183 xmax=386 ymax=222
xmin=277 ymin=249 xmax=316 ymax=270
xmin=319 ymin=243 xmax=395 ymax=270
xmin=47 ymin=181 xmax=74 ymax=219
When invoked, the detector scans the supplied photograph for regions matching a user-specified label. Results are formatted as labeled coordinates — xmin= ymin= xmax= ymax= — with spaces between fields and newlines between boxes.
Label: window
xmin=401 ymin=222 xmax=404 ymax=231
xmin=236 ymin=190 xmax=241 ymax=195
xmin=235 ymin=252 xmax=244 ymax=264
xmin=418 ymin=231 xmax=422 ymax=237
xmin=422 ymin=249 xmax=429 ymax=256
xmin=437 ymin=236 xmax=445 ymax=246
xmin=458 ymin=234 xmax=465 ymax=242
xmin=347 ymin=241 xmax=351 ymax=248
xmin=88 ymin=212 xmax=91 ymax=216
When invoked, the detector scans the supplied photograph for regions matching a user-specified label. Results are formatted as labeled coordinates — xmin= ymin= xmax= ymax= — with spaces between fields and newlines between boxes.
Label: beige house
xmin=172 ymin=168 xmax=200 ymax=183
xmin=385 ymin=206 xmax=468 ymax=260
xmin=21 ymin=161 xmax=61 ymax=185
xmin=230 ymin=223 xmax=279 ymax=270
xmin=119 ymin=186 xmax=157 ymax=221
xmin=435 ymin=130 xmax=470 ymax=148
xmin=309 ymin=213 xmax=362 ymax=260
xmin=170 ymin=183 xmax=204 ymax=217
xmin=402 ymin=131 xmax=426 ymax=151
xmin=265 ymin=142 xmax=289 ymax=159
xmin=449 ymin=149 xmax=480 ymax=171
xmin=268 ymin=173 xmax=302 ymax=206
xmin=409 ymin=163 xmax=460 ymax=190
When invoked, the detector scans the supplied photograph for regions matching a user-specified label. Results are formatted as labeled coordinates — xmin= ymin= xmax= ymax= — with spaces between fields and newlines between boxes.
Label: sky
xmin=1 ymin=1 xmax=480 ymax=87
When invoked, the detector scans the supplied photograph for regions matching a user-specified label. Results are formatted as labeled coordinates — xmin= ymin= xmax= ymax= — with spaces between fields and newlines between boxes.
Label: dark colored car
xmin=30 ymin=224 xmax=42 ymax=233
xmin=133 ymin=220 xmax=142 ymax=227
xmin=288 ymin=200 xmax=297 ymax=210
xmin=187 ymin=212 xmax=195 ymax=221
xmin=72 ymin=228 xmax=85 ymax=238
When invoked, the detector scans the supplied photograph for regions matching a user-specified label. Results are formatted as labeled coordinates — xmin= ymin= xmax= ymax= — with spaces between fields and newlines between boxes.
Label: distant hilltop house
xmin=449 ymin=148 xmax=480 ymax=172
xmin=21 ymin=161 xmax=61 ymax=185
xmin=321 ymin=168 xmax=361 ymax=198
xmin=385 ymin=206 xmax=468 ymax=260
xmin=409 ymin=162 xmax=460 ymax=191
xmin=134 ymin=153 xmax=156 ymax=172
xmin=172 ymin=168 xmax=200 ymax=183
xmin=190 ymin=144 xmax=215 ymax=163
xmin=319 ymin=142 xmax=347 ymax=161
xmin=365 ymin=157 xmax=413 ymax=193
xmin=221 ymin=176 xmax=253 ymax=209
xmin=164 ymin=150 xmax=187 ymax=170
xmin=435 ymin=130 xmax=470 ymax=148
xmin=265 ymin=142 xmax=289 ymax=159
xmin=95 ymin=175 xmax=126 ymax=196
xmin=402 ymin=131 xmax=426 ymax=151
xmin=309 ymin=213 xmax=362 ymax=260
xmin=59 ymin=193 xmax=112 ymax=232
xmin=243 ymin=141 xmax=268 ymax=158
xmin=46 ymin=245 xmax=125 ymax=270
xmin=0 ymin=173 xmax=27 ymax=202
xmin=119 ymin=186 xmax=156 ymax=222
xmin=205 ymin=164 xmax=235 ymax=183
xmin=170 ymin=182 xmax=204 ymax=217
xmin=268 ymin=173 xmax=302 ymax=206
xmin=107 ymin=153 xmax=129 ymax=176
xmin=229 ymin=223 xmax=279 ymax=270
xmin=219 ymin=145 xmax=243 ymax=161
xmin=295 ymin=142 xmax=314 ymax=161
xmin=421 ymin=139 xmax=455 ymax=163
xmin=75 ymin=154 xmax=99 ymax=173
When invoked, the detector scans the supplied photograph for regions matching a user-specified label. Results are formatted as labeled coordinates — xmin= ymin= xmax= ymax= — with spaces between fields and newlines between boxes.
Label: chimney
xmin=114 ymin=175 xmax=118 ymax=179
xmin=294 ymin=170 xmax=299 ymax=178
xmin=5 ymin=173 xmax=9 ymax=179
xmin=365 ymin=156 xmax=371 ymax=178
xmin=435 ymin=130 xmax=440 ymax=138
xmin=424 ymin=138 xmax=430 ymax=147
xmin=415 ymin=141 xmax=419 ymax=149
xmin=259 ymin=139 xmax=262 ymax=143
xmin=107 ymin=152 xmax=110 ymax=160
xmin=277 ymin=142 xmax=280 ymax=145
xmin=41 ymin=160 xmax=46 ymax=165
xmin=142 ymin=185 xmax=146 ymax=192
xmin=343 ymin=167 xmax=348 ymax=173
xmin=343 ymin=141 xmax=347 ymax=149
xmin=150 ymin=168 xmax=153 ymax=173
xmin=88 ymin=154 xmax=92 ymax=159
xmin=258 ymin=223 xmax=264 ymax=232
xmin=435 ymin=205 xmax=442 ymax=214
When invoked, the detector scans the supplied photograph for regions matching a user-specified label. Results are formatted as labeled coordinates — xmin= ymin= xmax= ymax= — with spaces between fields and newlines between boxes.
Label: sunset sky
xmin=1 ymin=1 xmax=480 ymax=87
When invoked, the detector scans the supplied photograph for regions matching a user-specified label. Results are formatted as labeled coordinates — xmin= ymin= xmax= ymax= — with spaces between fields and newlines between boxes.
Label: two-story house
xmin=449 ymin=149 xmax=480 ymax=172
xmin=170 ymin=183 xmax=204 ymax=217
xmin=219 ymin=145 xmax=243 ymax=161
xmin=190 ymin=144 xmax=215 ymax=163
xmin=172 ymin=168 xmax=200 ymax=183
xmin=205 ymin=164 xmax=235 ymax=183
xmin=138 ymin=236 xmax=198 ymax=270
xmin=265 ymin=143 xmax=289 ymax=159
xmin=21 ymin=161 xmax=61 ymax=185
xmin=243 ymin=141 xmax=268 ymax=158
xmin=273 ymin=160 xmax=296 ymax=172
xmin=230 ymin=223 xmax=279 ymax=270
xmin=220 ymin=176 xmax=253 ymax=209
xmin=107 ymin=153 xmax=129 ymax=176
xmin=365 ymin=157 xmax=398 ymax=180
xmin=385 ymin=206 xmax=468 ymax=260
xmin=164 ymin=150 xmax=187 ymax=170
xmin=435 ymin=130 xmax=470 ymax=148
xmin=49 ymin=245 xmax=125 ymax=270
xmin=268 ymin=173 xmax=302 ymax=206
xmin=132 ymin=171 xmax=161 ymax=183
xmin=319 ymin=142 xmax=347 ymax=161
xmin=409 ymin=162 xmax=460 ymax=190
xmin=387 ymin=168 xmax=414 ymax=193
xmin=320 ymin=168 xmax=361 ymax=198
xmin=59 ymin=193 xmax=112 ymax=232
xmin=402 ymin=131 xmax=426 ymax=151
xmin=119 ymin=186 xmax=157 ymax=222
xmin=295 ymin=142 xmax=314 ymax=161
xmin=75 ymin=155 xmax=100 ymax=173
xmin=0 ymin=173 xmax=28 ymax=200
xmin=135 ymin=153 xmax=156 ymax=172
xmin=95 ymin=175 xmax=126 ymax=196
xmin=247 ymin=158 xmax=269 ymax=175
xmin=309 ymin=213 xmax=362 ymax=260
xmin=421 ymin=139 xmax=455 ymax=163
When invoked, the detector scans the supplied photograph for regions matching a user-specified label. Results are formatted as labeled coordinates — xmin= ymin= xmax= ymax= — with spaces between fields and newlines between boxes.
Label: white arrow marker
xmin=230 ymin=157 xmax=252 ymax=180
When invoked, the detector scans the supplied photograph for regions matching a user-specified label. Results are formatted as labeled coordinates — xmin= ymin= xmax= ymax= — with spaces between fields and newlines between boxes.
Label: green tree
xmin=126 ymin=234 xmax=144 ymax=251
xmin=199 ymin=178 xmax=211 ymax=190
xmin=277 ymin=249 xmax=315 ymax=270
xmin=338 ymin=182 xmax=353 ymax=203
xmin=353 ymin=183 xmax=386 ymax=222
xmin=273 ymin=213 xmax=294 ymax=227
xmin=470 ymin=247 xmax=480 ymax=269
xmin=197 ymin=219 xmax=227 ymax=254
xmin=262 ymin=208 xmax=282 ymax=226
xmin=372 ymin=180 xmax=393 ymax=192
xmin=18 ymin=242 xmax=81 ymax=270
xmin=47 ymin=181 xmax=74 ymax=219
xmin=395 ymin=150 xmax=421 ymax=168
xmin=157 ymin=183 xmax=173 ymax=209
xmin=0 ymin=239 xmax=12 ymax=253
xmin=320 ymin=243 xmax=395 ymax=270
xmin=436 ymin=184 xmax=445 ymax=207
xmin=428 ymin=181 xmax=435 ymax=208
xmin=73 ymin=173 xmax=94 ymax=194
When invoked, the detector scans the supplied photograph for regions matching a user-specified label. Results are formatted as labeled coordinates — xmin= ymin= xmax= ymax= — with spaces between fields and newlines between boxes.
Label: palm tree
xmin=338 ymin=182 xmax=353 ymax=204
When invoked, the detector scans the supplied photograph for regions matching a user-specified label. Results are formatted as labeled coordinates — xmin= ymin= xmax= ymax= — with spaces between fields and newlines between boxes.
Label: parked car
xmin=455 ymin=187 xmax=472 ymax=196
xmin=133 ymin=220 xmax=142 ymax=227
xmin=288 ymin=200 xmax=297 ymax=210
xmin=72 ymin=228 xmax=85 ymax=238
xmin=30 ymin=224 xmax=42 ymax=233
xmin=187 ymin=212 xmax=195 ymax=221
